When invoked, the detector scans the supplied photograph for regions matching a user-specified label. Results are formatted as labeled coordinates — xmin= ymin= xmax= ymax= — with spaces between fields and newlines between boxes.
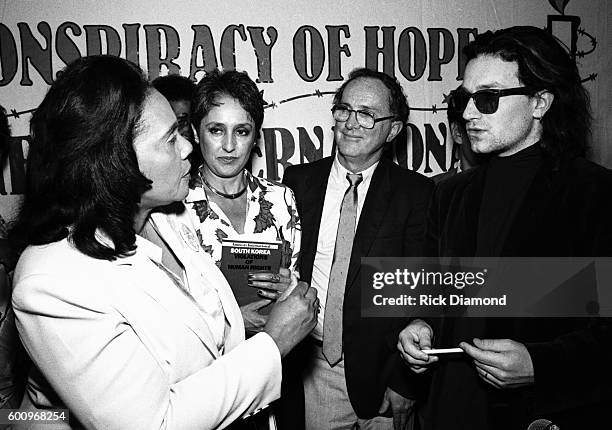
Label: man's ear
xmin=386 ymin=120 xmax=404 ymax=142
xmin=533 ymin=90 xmax=554 ymax=120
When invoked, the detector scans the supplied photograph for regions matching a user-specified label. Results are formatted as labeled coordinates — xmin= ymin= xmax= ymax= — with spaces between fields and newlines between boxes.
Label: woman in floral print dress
xmin=186 ymin=69 xmax=306 ymax=430
xmin=187 ymin=69 xmax=302 ymax=334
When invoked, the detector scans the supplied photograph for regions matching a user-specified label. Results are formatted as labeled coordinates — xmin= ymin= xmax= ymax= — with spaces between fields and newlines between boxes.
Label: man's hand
xmin=240 ymin=299 xmax=273 ymax=333
xmin=397 ymin=319 xmax=438 ymax=373
xmin=378 ymin=387 xmax=415 ymax=430
xmin=460 ymin=338 xmax=534 ymax=389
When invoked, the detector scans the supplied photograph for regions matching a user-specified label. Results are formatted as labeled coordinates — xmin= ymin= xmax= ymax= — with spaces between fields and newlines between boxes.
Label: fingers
xmin=313 ymin=298 xmax=321 ymax=317
xmin=249 ymin=271 xmax=293 ymax=300
xmin=248 ymin=271 xmax=291 ymax=294
xmin=301 ymin=285 xmax=319 ymax=326
xmin=392 ymin=411 xmax=408 ymax=430
xmin=378 ymin=396 xmax=390 ymax=414
xmin=397 ymin=342 xmax=438 ymax=372
xmin=459 ymin=341 xmax=500 ymax=366
xmin=475 ymin=365 xmax=503 ymax=389
xmin=257 ymin=289 xmax=280 ymax=300
xmin=473 ymin=338 xmax=514 ymax=352
xmin=278 ymin=267 xmax=291 ymax=277
xmin=248 ymin=272 xmax=282 ymax=283
xmin=303 ymin=283 xmax=317 ymax=300
xmin=240 ymin=303 xmax=270 ymax=332
xmin=247 ymin=298 xmax=274 ymax=309
xmin=397 ymin=323 xmax=435 ymax=364
xmin=248 ymin=270 xmax=289 ymax=283
xmin=462 ymin=340 xmax=512 ymax=388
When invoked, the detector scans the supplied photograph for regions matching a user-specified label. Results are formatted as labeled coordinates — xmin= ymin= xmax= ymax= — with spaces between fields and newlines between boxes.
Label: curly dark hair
xmin=333 ymin=68 xmax=410 ymax=125
xmin=10 ymin=55 xmax=152 ymax=260
xmin=192 ymin=69 xmax=264 ymax=140
xmin=464 ymin=26 xmax=591 ymax=167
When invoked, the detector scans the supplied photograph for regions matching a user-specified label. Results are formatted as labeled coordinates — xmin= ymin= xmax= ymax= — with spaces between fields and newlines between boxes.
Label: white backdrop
xmin=1 ymin=0 xmax=610 ymax=222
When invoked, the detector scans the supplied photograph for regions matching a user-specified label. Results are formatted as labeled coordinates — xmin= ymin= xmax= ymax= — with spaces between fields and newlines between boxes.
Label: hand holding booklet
xmin=219 ymin=239 xmax=282 ymax=306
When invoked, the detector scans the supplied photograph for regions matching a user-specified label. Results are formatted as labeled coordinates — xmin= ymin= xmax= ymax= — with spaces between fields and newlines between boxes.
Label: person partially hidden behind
xmin=151 ymin=73 xmax=200 ymax=170
xmin=284 ymin=68 xmax=433 ymax=430
xmin=432 ymin=85 xmax=481 ymax=184
xmin=0 ymin=103 xmax=26 ymax=410
xmin=10 ymin=55 xmax=318 ymax=429
xmin=398 ymin=26 xmax=612 ymax=429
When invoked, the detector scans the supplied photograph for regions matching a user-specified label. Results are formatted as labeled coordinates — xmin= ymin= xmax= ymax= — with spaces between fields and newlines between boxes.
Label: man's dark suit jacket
xmin=283 ymin=156 xmax=433 ymax=418
xmin=424 ymin=154 xmax=612 ymax=429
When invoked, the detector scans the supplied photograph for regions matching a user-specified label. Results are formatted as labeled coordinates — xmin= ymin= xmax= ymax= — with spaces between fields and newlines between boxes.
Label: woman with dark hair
xmin=10 ymin=55 xmax=317 ymax=430
xmin=187 ymin=69 xmax=305 ymax=430
xmin=188 ymin=69 xmax=301 ymax=332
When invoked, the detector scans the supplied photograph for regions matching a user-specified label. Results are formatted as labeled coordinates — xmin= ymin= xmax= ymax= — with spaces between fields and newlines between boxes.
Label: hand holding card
xmin=421 ymin=348 xmax=463 ymax=355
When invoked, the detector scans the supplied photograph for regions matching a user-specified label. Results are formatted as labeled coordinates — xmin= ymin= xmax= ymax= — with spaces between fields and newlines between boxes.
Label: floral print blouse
xmin=185 ymin=170 xmax=301 ymax=273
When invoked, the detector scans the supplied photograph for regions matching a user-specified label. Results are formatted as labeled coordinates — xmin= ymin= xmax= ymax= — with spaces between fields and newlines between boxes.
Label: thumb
xmin=473 ymin=338 xmax=498 ymax=351
xmin=378 ymin=394 xmax=390 ymax=414
xmin=252 ymin=298 xmax=273 ymax=310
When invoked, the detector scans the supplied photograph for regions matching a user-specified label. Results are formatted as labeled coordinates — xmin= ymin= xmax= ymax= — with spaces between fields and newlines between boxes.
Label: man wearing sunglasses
xmin=284 ymin=68 xmax=433 ymax=429
xmin=398 ymin=26 xmax=612 ymax=429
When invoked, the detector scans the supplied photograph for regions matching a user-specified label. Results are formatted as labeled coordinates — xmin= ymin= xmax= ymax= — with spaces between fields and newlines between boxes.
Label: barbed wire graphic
xmin=262 ymin=89 xmax=448 ymax=114
xmin=4 ymin=97 xmax=450 ymax=120
xmin=3 ymin=108 xmax=37 ymax=119
xmin=577 ymin=28 xmax=597 ymax=57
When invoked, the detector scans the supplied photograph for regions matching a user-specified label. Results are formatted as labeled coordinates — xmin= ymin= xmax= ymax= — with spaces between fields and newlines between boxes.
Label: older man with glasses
xmin=398 ymin=26 xmax=612 ymax=430
xmin=283 ymin=68 xmax=433 ymax=430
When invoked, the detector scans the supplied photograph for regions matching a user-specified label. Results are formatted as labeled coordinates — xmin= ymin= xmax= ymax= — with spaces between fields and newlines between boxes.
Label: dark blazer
xmin=424 ymin=155 xmax=612 ymax=430
xmin=283 ymin=156 xmax=434 ymax=418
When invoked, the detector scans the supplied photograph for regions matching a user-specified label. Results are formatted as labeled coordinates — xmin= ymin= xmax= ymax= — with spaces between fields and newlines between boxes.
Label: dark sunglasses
xmin=450 ymin=86 xmax=538 ymax=115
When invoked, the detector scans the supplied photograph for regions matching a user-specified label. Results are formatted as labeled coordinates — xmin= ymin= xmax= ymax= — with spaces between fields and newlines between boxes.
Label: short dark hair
xmin=333 ymin=68 xmax=410 ymax=124
xmin=151 ymin=74 xmax=196 ymax=102
xmin=10 ymin=55 xmax=151 ymax=260
xmin=464 ymin=26 xmax=591 ymax=167
xmin=0 ymin=104 xmax=9 ymax=164
xmin=192 ymin=69 xmax=264 ymax=139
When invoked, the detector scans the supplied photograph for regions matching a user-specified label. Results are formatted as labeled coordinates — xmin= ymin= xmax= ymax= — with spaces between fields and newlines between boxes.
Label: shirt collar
xmin=331 ymin=154 xmax=379 ymax=185
xmin=185 ymin=168 xmax=259 ymax=204
xmin=185 ymin=168 xmax=208 ymax=203
xmin=90 ymin=228 xmax=161 ymax=266
xmin=134 ymin=234 xmax=163 ymax=264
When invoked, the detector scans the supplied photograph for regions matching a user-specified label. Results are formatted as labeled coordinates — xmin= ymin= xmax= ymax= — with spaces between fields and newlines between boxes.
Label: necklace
xmin=200 ymin=172 xmax=247 ymax=199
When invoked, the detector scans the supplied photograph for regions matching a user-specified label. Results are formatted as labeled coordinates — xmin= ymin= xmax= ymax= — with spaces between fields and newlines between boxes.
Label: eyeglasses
xmin=450 ymin=86 xmax=538 ymax=115
xmin=331 ymin=104 xmax=395 ymax=129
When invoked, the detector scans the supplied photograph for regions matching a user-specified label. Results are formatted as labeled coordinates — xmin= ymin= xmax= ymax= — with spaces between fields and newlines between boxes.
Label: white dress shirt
xmin=137 ymin=231 xmax=228 ymax=351
xmin=310 ymin=155 xmax=378 ymax=340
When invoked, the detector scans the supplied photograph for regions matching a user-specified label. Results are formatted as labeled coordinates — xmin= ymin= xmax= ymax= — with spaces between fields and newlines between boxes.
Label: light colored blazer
xmin=12 ymin=207 xmax=281 ymax=430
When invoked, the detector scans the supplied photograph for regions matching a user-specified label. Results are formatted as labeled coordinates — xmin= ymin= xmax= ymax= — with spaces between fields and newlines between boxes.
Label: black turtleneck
xmin=476 ymin=143 xmax=542 ymax=256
